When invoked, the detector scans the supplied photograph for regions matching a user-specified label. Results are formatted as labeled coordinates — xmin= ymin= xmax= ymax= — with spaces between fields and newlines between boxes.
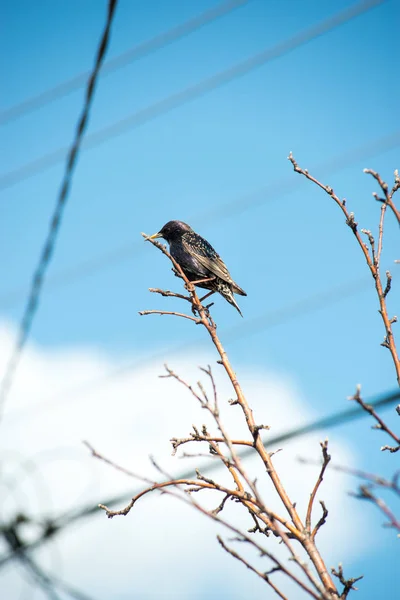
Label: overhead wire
xmin=0 ymin=0 xmax=249 ymax=125
xmin=0 ymin=0 xmax=119 ymax=424
xmin=3 ymin=123 xmax=399 ymax=422
xmin=5 ymin=275 xmax=370 ymax=426
xmin=0 ymin=128 xmax=398 ymax=311
xmin=17 ymin=555 xmax=61 ymax=600
xmin=1 ymin=386 xmax=399 ymax=570
xmin=0 ymin=0 xmax=385 ymax=191
xmin=51 ymin=390 xmax=400 ymax=522
xmin=0 ymin=1 xmax=400 ymax=432
xmin=0 ymin=0 xmax=395 ymax=593
xmin=12 ymin=542 xmax=95 ymax=600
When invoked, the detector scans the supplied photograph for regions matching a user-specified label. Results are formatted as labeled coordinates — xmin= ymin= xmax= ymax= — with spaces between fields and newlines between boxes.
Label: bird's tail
xmin=231 ymin=281 xmax=246 ymax=297
xmin=223 ymin=288 xmax=243 ymax=317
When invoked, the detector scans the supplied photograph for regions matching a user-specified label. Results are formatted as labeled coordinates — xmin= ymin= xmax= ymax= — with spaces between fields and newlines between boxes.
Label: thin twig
xmin=298 ymin=458 xmax=400 ymax=495
xmin=149 ymin=288 xmax=191 ymax=302
xmin=171 ymin=433 xmax=253 ymax=455
xmin=141 ymin=233 xmax=338 ymax=596
xmin=86 ymin=439 xmax=299 ymax=535
xmin=163 ymin=365 xmax=271 ymax=519
xmin=364 ymin=168 xmax=400 ymax=226
xmin=380 ymin=443 xmax=400 ymax=453
xmin=312 ymin=501 xmax=329 ymax=541
xmin=85 ymin=440 xmax=327 ymax=599
xmin=306 ymin=440 xmax=331 ymax=538
xmin=349 ymin=385 xmax=400 ymax=447
xmin=331 ymin=564 xmax=363 ymax=600
xmin=350 ymin=485 xmax=400 ymax=532
xmin=139 ymin=309 xmax=201 ymax=323
xmin=288 ymin=154 xmax=400 ymax=386
xmin=217 ymin=536 xmax=289 ymax=600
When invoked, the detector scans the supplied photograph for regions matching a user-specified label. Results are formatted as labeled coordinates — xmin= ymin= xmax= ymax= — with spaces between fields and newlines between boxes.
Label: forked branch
xmin=85 ymin=232 xmax=372 ymax=599
xmin=288 ymin=154 xmax=400 ymax=386
xmin=349 ymin=385 xmax=400 ymax=452
xmin=306 ymin=440 xmax=331 ymax=540
xmin=135 ymin=234 xmax=340 ymax=597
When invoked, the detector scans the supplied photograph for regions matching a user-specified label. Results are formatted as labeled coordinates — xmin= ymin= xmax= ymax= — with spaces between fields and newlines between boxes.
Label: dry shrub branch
xmin=289 ymin=154 xmax=399 ymax=540
xmin=85 ymin=234 xmax=366 ymax=600
xmin=288 ymin=154 xmax=400 ymax=386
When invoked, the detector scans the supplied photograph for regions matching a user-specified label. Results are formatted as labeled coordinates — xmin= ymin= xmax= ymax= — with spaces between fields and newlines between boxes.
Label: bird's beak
xmin=148 ymin=232 xmax=162 ymax=240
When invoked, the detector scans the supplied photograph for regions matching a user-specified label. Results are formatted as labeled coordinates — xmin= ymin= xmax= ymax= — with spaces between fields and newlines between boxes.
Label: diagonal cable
xmin=3 ymin=128 xmax=398 ymax=424
xmin=4 ymin=275 xmax=370 ymax=426
xmin=0 ymin=0 xmax=249 ymax=125
xmin=0 ymin=387 xmax=398 ymax=570
xmin=0 ymin=128 xmax=397 ymax=310
xmin=0 ymin=0 xmax=118 ymax=423
xmin=0 ymin=0 xmax=385 ymax=191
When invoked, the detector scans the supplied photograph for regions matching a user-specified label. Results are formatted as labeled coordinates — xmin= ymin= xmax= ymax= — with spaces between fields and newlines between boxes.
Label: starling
xmin=149 ymin=220 xmax=246 ymax=316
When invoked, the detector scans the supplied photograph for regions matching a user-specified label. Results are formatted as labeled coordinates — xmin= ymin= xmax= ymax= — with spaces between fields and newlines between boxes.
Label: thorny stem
xmin=288 ymin=155 xmax=400 ymax=386
xmin=141 ymin=233 xmax=338 ymax=597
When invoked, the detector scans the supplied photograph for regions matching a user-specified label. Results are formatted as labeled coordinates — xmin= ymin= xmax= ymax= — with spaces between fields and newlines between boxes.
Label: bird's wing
xmin=182 ymin=232 xmax=246 ymax=296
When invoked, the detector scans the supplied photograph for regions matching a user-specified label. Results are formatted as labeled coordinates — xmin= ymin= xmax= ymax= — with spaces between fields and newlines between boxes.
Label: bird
xmin=148 ymin=220 xmax=246 ymax=316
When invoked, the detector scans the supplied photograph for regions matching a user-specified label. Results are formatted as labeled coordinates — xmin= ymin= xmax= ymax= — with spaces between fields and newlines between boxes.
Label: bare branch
xmin=86 ymin=438 xmax=332 ymax=599
xmin=288 ymin=155 xmax=400 ymax=385
xmin=298 ymin=458 xmax=400 ymax=496
xmin=171 ymin=431 xmax=253 ymax=456
xmin=381 ymin=444 xmax=400 ymax=453
xmin=349 ymin=385 xmax=400 ymax=448
xmin=138 ymin=309 xmax=201 ymax=323
xmin=331 ymin=564 xmax=363 ymax=600
xmin=364 ymin=168 xmax=400 ymax=226
xmin=306 ymin=440 xmax=331 ymax=537
xmin=149 ymin=287 xmax=191 ymax=302
xmin=382 ymin=271 xmax=392 ymax=299
xmin=84 ymin=233 xmax=357 ymax=598
xmin=217 ymin=536 xmax=289 ymax=600
xmin=312 ymin=501 xmax=329 ymax=541
xmin=350 ymin=486 xmax=400 ymax=532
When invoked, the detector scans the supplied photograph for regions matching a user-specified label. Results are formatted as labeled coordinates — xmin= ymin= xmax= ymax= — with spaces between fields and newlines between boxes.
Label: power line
xmin=5 ymin=275 xmax=370 ymax=426
xmin=0 ymin=0 xmax=385 ymax=191
xmin=17 ymin=554 xmax=61 ymax=600
xmin=0 ymin=0 xmax=119 ymax=424
xmin=2 ymin=515 xmax=95 ymax=600
xmin=3 ymin=127 xmax=398 ymax=424
xmin=1 ymin=386 xmax=398 ymax=570
xmin=1 ymin=128 xmax=398 ymax=311
xmin=49 ymin=389 xmax=400 ymax=521
xmin=0 ymin=0 xmax=249 ymax=125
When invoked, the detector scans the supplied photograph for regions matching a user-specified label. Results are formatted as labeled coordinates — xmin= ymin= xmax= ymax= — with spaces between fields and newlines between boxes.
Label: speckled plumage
xmin=151 ymin=220 xmax=246 ymax=316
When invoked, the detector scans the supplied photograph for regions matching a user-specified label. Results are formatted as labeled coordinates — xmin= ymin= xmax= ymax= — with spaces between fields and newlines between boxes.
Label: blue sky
xmin=1 ymin=0 xmax=399 ymax=598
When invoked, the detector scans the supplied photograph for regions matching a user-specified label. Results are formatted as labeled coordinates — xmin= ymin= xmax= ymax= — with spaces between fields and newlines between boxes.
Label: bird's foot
xmin=187 ymin=276 xmax=216 ymax=287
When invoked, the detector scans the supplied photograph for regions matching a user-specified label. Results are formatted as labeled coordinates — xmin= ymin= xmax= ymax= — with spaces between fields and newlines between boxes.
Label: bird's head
xmin=149 ymin=220 xmax=192 ymax=243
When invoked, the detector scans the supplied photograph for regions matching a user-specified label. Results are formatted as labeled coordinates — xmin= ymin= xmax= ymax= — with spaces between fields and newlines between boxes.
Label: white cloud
xmin=0 ymin=321 xmax=372 ymax=599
